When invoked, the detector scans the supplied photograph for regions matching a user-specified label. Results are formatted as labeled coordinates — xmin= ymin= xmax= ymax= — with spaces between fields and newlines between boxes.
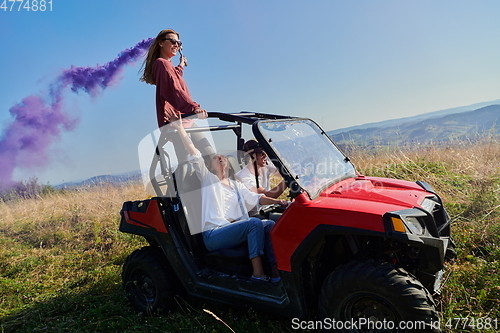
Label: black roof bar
xmin=185 ymin=124 xmax=241 ymax=133
xmin=206 ymin=111 xmax=296 ymax=124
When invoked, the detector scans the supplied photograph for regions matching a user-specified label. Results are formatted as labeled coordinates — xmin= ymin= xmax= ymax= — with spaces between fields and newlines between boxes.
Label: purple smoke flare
xmin=0 ymin=37 xmax=153 ymax=188
xmin=59 ymin=38 xmax=153 ymax=95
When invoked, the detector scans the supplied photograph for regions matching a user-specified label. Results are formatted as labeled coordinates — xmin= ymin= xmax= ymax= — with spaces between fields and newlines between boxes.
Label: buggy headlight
xmin=403 ymin=216 xmax=424 ymax=235
xmin=420 ymin=197 xmax=437 ymax=213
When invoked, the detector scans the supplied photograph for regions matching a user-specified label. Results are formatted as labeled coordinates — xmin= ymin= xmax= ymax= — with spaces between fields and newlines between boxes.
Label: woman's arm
xmin=154 ymin=58 xmax=201 ymax=115
xmin=167 ymin=112 xmax=212 ymax=181
xmin=262 ymin=180 xmax=286 ymax=198
xmin=167 ymin=112 xmax=198 ymax=156
xmin=259 ymin=196 xmax=289 ymax=207
xmin=237 ymin=178 xmax=288 ymax=208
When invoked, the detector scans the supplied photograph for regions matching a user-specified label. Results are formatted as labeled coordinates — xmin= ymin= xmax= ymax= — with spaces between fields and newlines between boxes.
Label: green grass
xmin=1 ymin=138 xmax=500 ymax=332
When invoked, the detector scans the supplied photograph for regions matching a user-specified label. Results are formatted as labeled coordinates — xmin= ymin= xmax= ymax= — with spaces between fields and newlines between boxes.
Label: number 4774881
xmin=445 ymin=317 xmax=498 ymax=330
xmin=1 ymin=0 xmax=53 ymax=11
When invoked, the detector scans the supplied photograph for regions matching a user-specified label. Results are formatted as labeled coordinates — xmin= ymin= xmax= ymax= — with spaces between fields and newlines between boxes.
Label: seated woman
xmin=167 ymin=113 xmax=288 ymax=282
xmin=236 ymin=139 xmax=286 ymax=217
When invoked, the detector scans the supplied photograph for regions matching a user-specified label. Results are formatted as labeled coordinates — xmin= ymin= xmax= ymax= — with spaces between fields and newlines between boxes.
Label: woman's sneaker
xmin=250 ymin=275 xmax=270 ymax=282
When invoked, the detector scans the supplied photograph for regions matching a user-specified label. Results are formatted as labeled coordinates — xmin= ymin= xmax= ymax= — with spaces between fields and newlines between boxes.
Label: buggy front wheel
xmin=318 ymin=260 xmax=441 ymax=332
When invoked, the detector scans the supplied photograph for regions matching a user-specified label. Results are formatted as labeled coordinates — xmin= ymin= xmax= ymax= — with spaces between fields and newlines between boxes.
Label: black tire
xmin=445 ymin=237 xmax=457 ymax=262
xmin=318 ymin=260 xmax=441 ymax=332
xmin=122 ymin=246 xmax=181 ymax=315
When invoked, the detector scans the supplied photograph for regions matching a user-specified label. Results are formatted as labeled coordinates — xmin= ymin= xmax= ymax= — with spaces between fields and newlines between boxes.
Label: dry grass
xmin=0 ymin=183 xmax=148 ymax=250
xmin=0 ymin=183 xmax=149 ymax=325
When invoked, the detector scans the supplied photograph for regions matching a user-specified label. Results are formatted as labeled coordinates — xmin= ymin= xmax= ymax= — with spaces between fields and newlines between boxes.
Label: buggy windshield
xmin=256 ymin=119 xmax=357 ymax=199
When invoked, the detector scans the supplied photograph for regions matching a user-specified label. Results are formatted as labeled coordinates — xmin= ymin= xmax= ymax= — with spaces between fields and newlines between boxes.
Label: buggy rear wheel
xmin=122 ymin=246 xmax=181 ymax=315
xmin=318 ymin=260 xmax=441 ymax=332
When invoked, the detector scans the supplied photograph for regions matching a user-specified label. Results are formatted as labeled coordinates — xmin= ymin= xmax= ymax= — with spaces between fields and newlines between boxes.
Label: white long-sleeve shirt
xmin=189 ymin=151 xmax=263 ymax=232
xmin=235 ymin=163 xmax=279 ymax=215
xmin=235 ymin=163 xmax=278 ymax=192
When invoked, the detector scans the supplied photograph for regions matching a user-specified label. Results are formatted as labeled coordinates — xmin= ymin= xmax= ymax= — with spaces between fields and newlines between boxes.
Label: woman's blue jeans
xmin=203 ymin=217 xmax=276 ymax=265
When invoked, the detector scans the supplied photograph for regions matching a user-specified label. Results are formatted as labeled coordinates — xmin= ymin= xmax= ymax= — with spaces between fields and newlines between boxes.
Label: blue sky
xmin=1 ymin=0 xmax=499 ymax=185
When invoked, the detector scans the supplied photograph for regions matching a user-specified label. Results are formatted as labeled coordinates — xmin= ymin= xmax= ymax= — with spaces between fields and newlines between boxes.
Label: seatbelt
xmin=253 ymin=158 xmax=260 ymax=190
xmin=232 ymin=180 xmax=249 ymax=221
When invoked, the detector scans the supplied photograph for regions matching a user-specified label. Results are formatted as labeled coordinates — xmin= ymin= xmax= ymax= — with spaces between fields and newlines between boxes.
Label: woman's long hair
xmin=140 ymin=29 xmax=179 ymax=85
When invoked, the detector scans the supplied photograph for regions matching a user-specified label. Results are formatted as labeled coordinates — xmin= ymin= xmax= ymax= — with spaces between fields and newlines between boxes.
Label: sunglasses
xmin=249 ymin=150 xmax=266 ymax=156
xmin=162 ymin=38 xmax=182 ymax=46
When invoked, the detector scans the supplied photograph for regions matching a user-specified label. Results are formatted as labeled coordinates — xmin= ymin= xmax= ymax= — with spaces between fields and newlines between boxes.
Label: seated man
xmin=236 ymin=140 xmax=286 ymax=216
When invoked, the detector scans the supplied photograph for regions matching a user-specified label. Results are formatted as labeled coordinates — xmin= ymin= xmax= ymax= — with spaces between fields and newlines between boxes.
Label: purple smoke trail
xmin=0 ymin=37 xmax=153 ymax=188
xmin=59 ymin=38 xmax=153 ymax=95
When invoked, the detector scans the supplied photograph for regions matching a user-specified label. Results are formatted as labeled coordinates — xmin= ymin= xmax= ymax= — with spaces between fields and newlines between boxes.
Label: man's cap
xmin=243 ymin=139 xmax=264 ymax=154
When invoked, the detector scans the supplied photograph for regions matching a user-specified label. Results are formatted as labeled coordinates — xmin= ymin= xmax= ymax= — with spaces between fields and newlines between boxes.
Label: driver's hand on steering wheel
xmin=276 ymin=199 xmax=290 ymax=207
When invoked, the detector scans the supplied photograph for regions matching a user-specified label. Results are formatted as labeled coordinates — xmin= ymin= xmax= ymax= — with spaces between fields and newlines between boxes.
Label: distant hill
xmin=328 ymin=99 xmax=500 ymax=135
xmin=329 ymin=104 xmax=500 ymax=147
xmin=56 ymin=171 xmax=142 ymax=189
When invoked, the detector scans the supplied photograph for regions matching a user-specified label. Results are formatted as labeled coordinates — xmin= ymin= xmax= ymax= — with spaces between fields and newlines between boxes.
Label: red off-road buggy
xmin=119 ymin=112 xmax=454 ymax=332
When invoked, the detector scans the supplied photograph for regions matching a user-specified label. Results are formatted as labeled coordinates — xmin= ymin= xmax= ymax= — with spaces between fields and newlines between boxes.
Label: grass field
xmin=1 ymin=138 xmax=499 ymax=333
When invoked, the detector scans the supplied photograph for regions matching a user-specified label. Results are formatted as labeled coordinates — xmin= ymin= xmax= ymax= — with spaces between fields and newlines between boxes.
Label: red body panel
xmin=271 ymin=176 xmax=431 ymax=272
xmin=123 ymin=199 xmax=168 ymax=233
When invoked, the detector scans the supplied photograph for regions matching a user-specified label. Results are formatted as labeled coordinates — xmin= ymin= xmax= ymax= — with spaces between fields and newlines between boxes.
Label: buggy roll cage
xmin=148 ymin=112 xmax=297 ymax=198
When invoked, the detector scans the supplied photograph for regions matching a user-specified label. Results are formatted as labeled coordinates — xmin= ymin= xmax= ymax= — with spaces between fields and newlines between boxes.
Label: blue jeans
xmin=203 ymin=218 xmax=276 ymax=265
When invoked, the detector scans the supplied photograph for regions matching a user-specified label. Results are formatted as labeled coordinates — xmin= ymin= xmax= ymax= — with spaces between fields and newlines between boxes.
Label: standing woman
xmin=140 ymin=29 xmax=214 ymax=160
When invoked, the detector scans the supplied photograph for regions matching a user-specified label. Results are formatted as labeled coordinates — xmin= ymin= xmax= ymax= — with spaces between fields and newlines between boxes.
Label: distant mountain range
xmin=328 ymin=101 xmax=500 ymax=147
xmin=328 ymin=99 xmax=500 ymax=135
xmin=55 ymin=172 xmax=142 ymax=189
